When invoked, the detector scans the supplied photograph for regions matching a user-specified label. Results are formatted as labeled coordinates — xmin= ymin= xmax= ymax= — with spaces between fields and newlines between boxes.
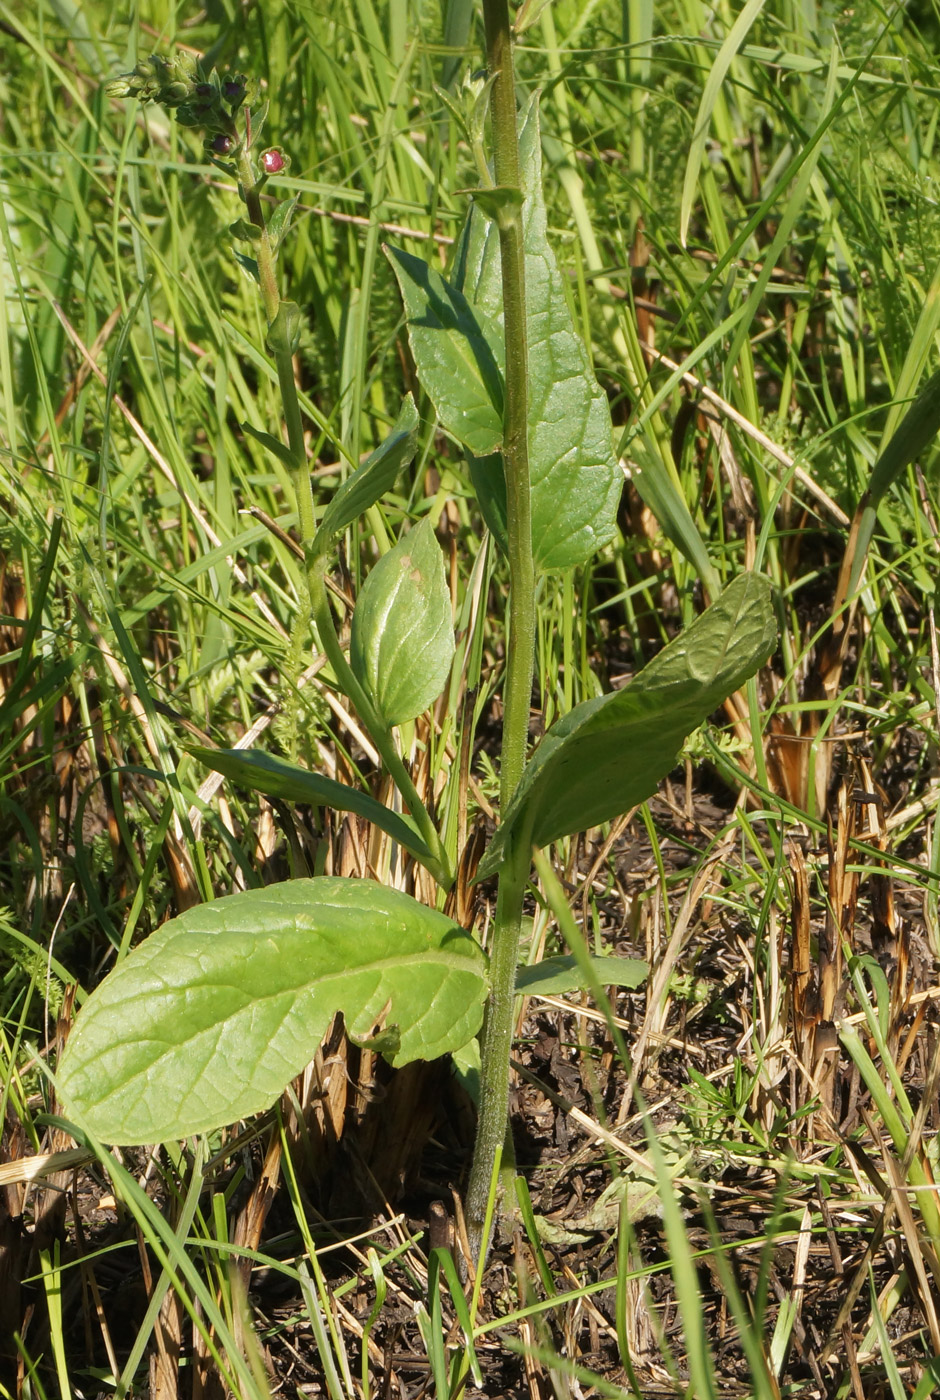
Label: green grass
xmin=4 ymin=0 xmax=940 ymax=1394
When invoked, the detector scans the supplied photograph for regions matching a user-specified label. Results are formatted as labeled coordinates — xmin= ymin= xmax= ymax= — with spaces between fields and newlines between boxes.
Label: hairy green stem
xmin=484 ymin=14 xmax=534 ymax=806
xmin=464 ymin=834 xmax=529 ymax=1248
xmin=465 ymin=0 xmax=535 ymax=1258
xmin=236 ymin=139 xmax=451 ymax=887
xmin=235 ymin=144 xmax=317 ymax=546
xmin=236 ymin=148 xmax=280 ymax=324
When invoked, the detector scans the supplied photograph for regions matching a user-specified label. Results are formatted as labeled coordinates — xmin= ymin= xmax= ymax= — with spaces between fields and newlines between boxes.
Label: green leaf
xmin=249 ymin=98 xmax=270 ymax=146
xmin=314 ymin=395 xmax=419 ymax=553
xmin=630 ymin=431 xmax=720 ymax=596
xmin=188 ymin=746 xmax=438 ymax=869
xmin=241 ymin=422 xmax=296 ymax=469
xmin=451 ymin=1036 xmax=481 ymax=1105
xmin=846 ymin=365 xmax=940 ymax=600
xmin=385 ymin=244 xmax=504 ymax=456
xmin=467 ymin=451 xmax=508 ymax=553
xmin=513 ymin=0 xmax=556 ymax=35
xmin=457 ymin=93 xmax=622 ymax=570
xmin=265 ymin=299 xmax=302 ymax=356
xmin=233 ymin=250 xmax=259 ymax=283
xmin=432 ymin=81 xmax=469 ymax=135
xmin=516 ymin=954 xmax=648 ymax=997
xmin=350 ymin=517 xmax=455 ymax=726
xmin=469 ymin=185 xmax=524 ymax=226
xmin=268 ymin=195 xmax=299 ymax=251
xmin=229 ymin=218 xmax=262 ymax=245
xmin=478 ymin=573 xmax=775 ymax=877
xmin=57 ymin=878 xmax=489 ymax=1145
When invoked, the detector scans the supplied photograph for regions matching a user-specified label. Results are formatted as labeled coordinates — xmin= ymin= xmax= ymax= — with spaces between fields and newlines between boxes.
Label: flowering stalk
xmin=463 ymin=0 xmax=534 ymax=1260
xmin=107 ymin=53 xmax=451 ymax=887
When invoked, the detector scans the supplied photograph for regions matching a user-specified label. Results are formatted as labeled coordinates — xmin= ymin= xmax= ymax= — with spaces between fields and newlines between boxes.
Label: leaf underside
xmin=58 ymin=879 xmax=488 ymax=1145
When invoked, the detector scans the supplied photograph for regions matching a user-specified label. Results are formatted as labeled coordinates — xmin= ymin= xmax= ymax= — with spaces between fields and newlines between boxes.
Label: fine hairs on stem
xmin=462 ymin=0 xmax=536 ymax=1261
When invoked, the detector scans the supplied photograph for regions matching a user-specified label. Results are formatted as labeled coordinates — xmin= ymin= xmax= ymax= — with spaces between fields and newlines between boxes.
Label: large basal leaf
xmin=478 ymin=573 xmax=775 ymax=877
xmin=385 ymin=245 xmax=504 ymax=457
xmin=314 ymin=395 xmax=420 ymax=554
xmin=188 ymin=746 xmax=437 ymax=868
xmin=350 ymin=517 xmax=455 ymax=727
xmin=57 ymin=879 xmax=488 ymax=1145
xmin=455 ymin=93 xmax=622 ymax=570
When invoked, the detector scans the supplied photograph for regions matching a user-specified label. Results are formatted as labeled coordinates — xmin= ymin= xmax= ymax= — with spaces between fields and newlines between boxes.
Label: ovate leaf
xmin=57 ymin=878 xmax=489 ymax=1145
xmin=350 ymin=517 xmax=455 ymax=726
xmin=314 ymin=395 xmax=420 ymax=553
xmin=265 ymin=299 xmax=302 ymax=356
xmin=385 ymin=245 xmax=504 ymax=456
xmin=456 ymin=93 xmax=622 ymax=570
xmin=516 ymin=954 xmax=648 ymax=996
xmin=189 ymin=746 xmax=437 ymax=869
xmin=478 ymin=573 xmax=775 ymax=877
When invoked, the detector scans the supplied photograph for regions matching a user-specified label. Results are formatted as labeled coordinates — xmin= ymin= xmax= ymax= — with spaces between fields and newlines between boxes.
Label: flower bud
xmin=261 ymin=148 xmax=286 ymax=175
xmin=209 ymin=132 xmax=234 ymax=155
xmin=222 ymin=75 xmax=246 ymax=105
xmin=104 ymin=76 xmax=134 ymax=99
xmin=142 ymin=55 xmax=170 ymax=80
xmin=176 ymin=51 xmax=198 ymax=81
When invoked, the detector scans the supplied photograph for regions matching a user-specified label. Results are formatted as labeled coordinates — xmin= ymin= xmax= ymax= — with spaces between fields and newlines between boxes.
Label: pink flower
xmin=261 ymin=148 xmax=285 ymax=175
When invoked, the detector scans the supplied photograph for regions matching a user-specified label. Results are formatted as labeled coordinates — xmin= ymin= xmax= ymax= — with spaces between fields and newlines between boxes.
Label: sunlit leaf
xmin=189 ymin=746 xmax=437 ymax=868
xmin=58 ymin=879 xmax=489 ymax=1144
xmin=314 ymin=395 xmax=420 ymax=551
xmin=385 ymin=246 xmax=504 ymax=456
xmin=350 ymin=517 xmax=455 ymax=726
xmin=478 ymin=573 xmax=775 ymax=876
xmin=516 ymin=954 xmax=648 ymax=996
xmin=456 ymin=93 xmax=622 ymax=570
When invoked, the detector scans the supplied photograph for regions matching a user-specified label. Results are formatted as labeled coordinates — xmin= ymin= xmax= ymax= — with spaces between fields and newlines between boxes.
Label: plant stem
xmin=236 ymin=138 xmax=452 ymax=888
xmin=235 ymin=143 xmax=317 ymax=547
xmin=483 ymin=0 xmax=534 ymax=808
xmin=465 ymin=834 xmax=529 ymax=1250
xmin=465 ymin=0 xmax=535 ymax=1258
